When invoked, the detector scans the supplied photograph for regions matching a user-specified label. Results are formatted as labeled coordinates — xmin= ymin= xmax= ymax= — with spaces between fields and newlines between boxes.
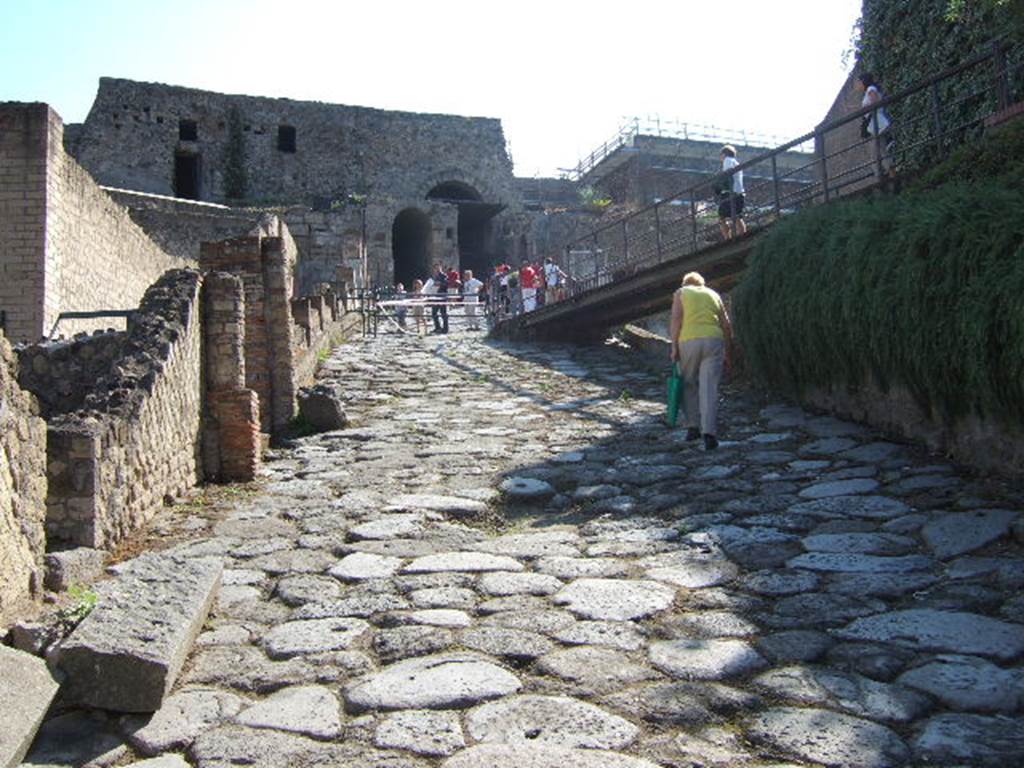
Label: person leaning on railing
xmin=669 ymin=271 xmax=733 ymax=451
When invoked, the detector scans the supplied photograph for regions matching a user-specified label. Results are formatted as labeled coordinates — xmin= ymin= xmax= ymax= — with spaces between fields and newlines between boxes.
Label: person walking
xmin=669 ymin=271 xmax=733 ymax=450
xmin=462 ymin=269 xmax=483 ymax=330
xmin=429 ymin=263 xmax=449 ymax=334
xmin=856 ymin=72 xmax=895 ymax=170
xmin=411 ymin=278 xmax=428 ymax=335
xmin=520 ymin=260 xmax=538 ymax=312
xmin=717 ymin=145 xmax=746 ymax=240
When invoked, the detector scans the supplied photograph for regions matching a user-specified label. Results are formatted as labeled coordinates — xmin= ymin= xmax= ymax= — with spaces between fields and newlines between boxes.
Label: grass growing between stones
xmin=734 ymin=120 xmax=1024 ymax=427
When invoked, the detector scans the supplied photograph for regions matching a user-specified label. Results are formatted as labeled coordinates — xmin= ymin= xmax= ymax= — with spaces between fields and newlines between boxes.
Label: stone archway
xmin=391 ymin=208 xmax=432 ymax=288
xmin=426 ymin=181 xmax=501 ymax=279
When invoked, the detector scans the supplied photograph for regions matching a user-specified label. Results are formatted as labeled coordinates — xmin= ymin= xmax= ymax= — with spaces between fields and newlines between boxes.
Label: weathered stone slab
xmin=913 ymin=713 xmax=1024 ymax=766
xmin=55 ymin=553 xmax=222 ymax=712
xmin=756 ymin=630 xmax=833 ymax=663
xmin=349 ymin=514 xmax=425 ymax=541
xmin=787 ymin=552 xmax=935 ymax=573
xmin=375 ymin=709 xmax=466 ymax=757
xmin=553 ymin=621 xmax=646 ymax=651
xmin=537 ymin=647 xmax=658 ymax=692
xmin=474 ymin=531 xmax=581 ymax=559
xmin=799 ymin=437 xmax=858 ymax=455
xmin=410 ymin=586 xmax=477 ymax=609
xmin=801 ymin=533 xmax=915 ymax=555
xmin=125 ymin=756 xmax=192 ymax=768
xmin=403 ymin=552 xmax=524 ymax=574
xmin=386 ymin=494 xmax=489 ymax=518
xmin=126 ymin=688 xmax=245 ymax=755
xmin=835 ymin=609 xmax=1024 ymax=660
xmin=753 ymin=666 xmax=930 ymax=723
xmin=799 ymin=479 xmax=880 ymax=499
xmin=640 ymin=550 xmax=739 ymax=589
xmin=839 ymin=442 xmax=904 ymax=463
xmin=0 ymin=645 xmax=61 ymax=768
xmin=897 ymin=654 xmax=1024 ymax=712
xmin=374 ymin=626 xmax=455 ymax=664
xmin=535 ymin=556 xmax=629 ymax=579
xmin=739 ymin=569 xmax=820 ymax=596
xmin=406 ymin=608 xmax=473 ymax=628
xmin=921 ymin=509 xmax=1018 ymax=559
xmin=553 ymin=578 xmax=675 ymax=621
xmin=261 ymin=617 xmax=371 ymax=659
xmin=442 ymin=743 xmax=662 ymax=768
xmin=500 ymin=477 xmax=556 ymax=500
xmin=482 ymin=608 xmax=577 ymax=634
xmin=459 ymin=626 xmax=555 ymax=661
xmin=649 ymin=639 xmax=767 ymax=680
xmin=236 ymin=685 xmax=341 ymax=739
xmin=43 ymin=547 xmax=105 ymax=592
xmin=329 ymin=552 xmax=403 ymax=581
xmin=788 ymin=495 xmax=911 ymax=520
xmin=344 ymin=652 xmax=521 ymax=711
xmin=19 ymin=710 xmax=127 ymax=768
xmin=825 ymin=571 xmax=940 ymax=597
xmin=745 ymin=707 xmax=909 ymax=768
xmin=478 ymin=571 xmax=563 ymax=596
xmin=598 ymin=681 xmax=761 ymax=727
xmin=465 ymin=695 xmax=638 ymax=749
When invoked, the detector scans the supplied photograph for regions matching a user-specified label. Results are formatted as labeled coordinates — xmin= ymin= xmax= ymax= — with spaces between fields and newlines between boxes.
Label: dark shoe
xmin=703 ymin=434 xmax=719 ymax=451
xmin=685 ymin=427 xmax=701 ymax=442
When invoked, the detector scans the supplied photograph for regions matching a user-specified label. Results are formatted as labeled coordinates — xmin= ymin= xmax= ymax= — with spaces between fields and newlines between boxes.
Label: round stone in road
xmin=649 ymin=638 xmax=767 ymax=680
xmin=553 ymin=578 xmax=675 ymax=621
xmin=344 ymin=652 xmax=521 ymax=712
xmin=500 ymin=477 xmax=556 ymax=500
xmin=466 ymin=694 xmax=638 ymax=750
xmin=442 ymin=743 xmax=663 ymax=768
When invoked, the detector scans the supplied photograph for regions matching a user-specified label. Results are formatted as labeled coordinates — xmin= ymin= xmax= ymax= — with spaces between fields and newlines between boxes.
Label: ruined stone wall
xmin=0 ymin=103 xmax=192 ymax=344
xmin=72 ymin=78 xmax=517 ymax=208
xmin=17 ymin=331 xmax=124 ymax=419
xmin=44 ymin=270 xmax=204 ymax=548
xmin=0 ymin=332 xmax=48 ymax=626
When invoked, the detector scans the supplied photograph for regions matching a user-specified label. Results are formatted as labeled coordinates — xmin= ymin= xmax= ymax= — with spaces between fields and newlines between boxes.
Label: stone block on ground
xmin=44 ymin=547 xmax=106 ymax=592
xmin=442 ymin=743 xmax=662 ymax=768
xmin=297 ymin=383 xmax=348 ymax=431
xmin=913 ymin=713 xmax=1024 ymax=766
xmin=0 ymin=645 xmax=62 ymax=768
xmin=54 ymin=553 xmax=223 ymax=712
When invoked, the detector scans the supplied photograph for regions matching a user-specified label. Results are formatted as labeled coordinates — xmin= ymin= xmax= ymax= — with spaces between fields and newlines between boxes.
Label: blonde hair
xmin=682 ymin=272 xmax=705 ymax=287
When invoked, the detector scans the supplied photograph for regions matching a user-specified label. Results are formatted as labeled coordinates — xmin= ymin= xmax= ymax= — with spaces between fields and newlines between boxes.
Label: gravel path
xmin=25 ymin=329 xmax=1024 ymax=768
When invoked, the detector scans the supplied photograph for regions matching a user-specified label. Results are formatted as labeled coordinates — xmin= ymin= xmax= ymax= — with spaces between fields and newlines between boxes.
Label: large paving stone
xmin=787 ymin=552 xmax=935 ymax=573
xmin=753 ymin=666 xmax=930 ymax=723
xmin=386 ymin=494 xmax=489 ymax=518
xmin=824 ymin=571 xmax=940 ymax=597
xmin=913 ymin=713 xmax=1024 ymax=766
xmin=598 ymin=681 xmax=762 ymax=727
xmin=921 ymin=509 xmax=1018 ymax=559
xmin=756 ymin=630 xmax=833 ymax=663
xmin=375 ymin=709 xmax=466 ymax=757
xmin=294 ymin=592 xmax=410 ymax=619
xmin=0 ymin=645 xmax=61 ymax=768
xmin=835 ymin=609 xmax=1024 ymax=661
xmin=482 ymin=608 xmax=577 ymax=634
xmin=745 ymin=707 xmax=909 ymax=768
xmin=188 ymin=725 xmax=347 ymax=768
xmin=261 ymin=617 xmax=371 ymax=659
xmin=553 ymin=578 xmax=674 ymax=621
xmin=537 ymin=647 xmax=658 ymax=692
xmin=442 ymin=743 xmax=662 ymax=768
xmin=798 ymin=479 xmax=881 ymax=499
xmin=535 ymin=556 xmax=629 ymax=579
xmin=403 ymin=552 xmax=524 ymax=574
xmin=374 ymin=626 xmax=455 ymax=663
xmin=649 ymin=638 xmax=767 ymax=680
xmin=126 ymin=688 xmax=245 ymax=755
xmin=639 ymin=550 xmax=739 ymax=589
xmin=897 ymin=654 xmax=1024 ymax=712
xmin=801 ymin=532 xmax=915 ymax=555
xmin=478 ymin=571 xmax=563 ymax=596
xmin=458 ymin=626 xmax=555 ymax=661
xmin=553 ymin=620 xmax=646 ymax=651
xmin=344 ymin=652 xmax=521 ymax=711
xmin=43 ymin=546 xmax=106 ymax=592
xmin=788 ymin=496 xmax=911 ymax=520
xmin=235 ymin=685 xmax=341 ymax=739
xmin=349 ymin=514 xmax=425 ymax=541
xmin=329 ymin=551 xmax=403 ymax=581
xmin=473 ymin=531 xmax=581 ymax=559
xmin=19 ymin=711 xmax=127 ymax=768
xmin=500 ymin=477 xmax=556 ymax=500
xmin=55 ymin=553 xmax=222 ymax=712
xmin=465 ymin=695 xmax=638 ymax=749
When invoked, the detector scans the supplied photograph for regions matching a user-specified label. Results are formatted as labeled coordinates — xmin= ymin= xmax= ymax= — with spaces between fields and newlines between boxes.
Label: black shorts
xmin=718 ymin=193 xmax=745 ymax=219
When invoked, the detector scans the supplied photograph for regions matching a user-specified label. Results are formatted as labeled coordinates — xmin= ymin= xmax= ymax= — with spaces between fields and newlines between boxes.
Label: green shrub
xmin=734 ymin=180 xmax=1024 ymax=426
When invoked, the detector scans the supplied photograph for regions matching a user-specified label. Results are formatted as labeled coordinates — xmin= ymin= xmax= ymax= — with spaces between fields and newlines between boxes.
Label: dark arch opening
xmin=426 ymin=181 xmax=500 ymax=278
xmin=392 ymin=208 xmax=432 ymax=289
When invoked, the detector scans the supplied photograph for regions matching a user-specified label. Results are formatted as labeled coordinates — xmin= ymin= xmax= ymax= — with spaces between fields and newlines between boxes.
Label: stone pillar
xmin=201 ymin=272 xmax=260 ymax=481
xmin=262 ymin=237 xmax=298 ymax=433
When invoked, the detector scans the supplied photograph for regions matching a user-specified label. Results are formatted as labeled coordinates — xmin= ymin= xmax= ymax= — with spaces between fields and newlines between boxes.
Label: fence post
xmin=771 ymin=154 xmax=782 ymax=217
xmin=993 ymin=40 xmax=1010 ymax=112
xmin=815 ymin=129 xmax=830 ymax=201
xmin=654 ymin=203 xmax=663 ymax=262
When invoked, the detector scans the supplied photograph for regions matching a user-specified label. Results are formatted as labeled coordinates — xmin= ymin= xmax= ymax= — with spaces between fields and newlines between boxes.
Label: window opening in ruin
xmin=179 ymin=119 xmax=198 ymax=141
xmin=278 ymin=125 xmax=297 ymax=153
xmin=426 ymin=182 xmax=501 ymax=277
xmin=392 ymin=208 xmax=433 ymax=288
xmin=174 ymin=153 xmax=201 ymax=200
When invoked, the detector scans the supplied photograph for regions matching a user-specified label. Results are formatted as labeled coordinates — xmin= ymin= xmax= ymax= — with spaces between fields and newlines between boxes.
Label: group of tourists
xmin=489 ymin=257 xmax=570 ymax=317
xmin=393 ymin=263 xmax=484 ymax=334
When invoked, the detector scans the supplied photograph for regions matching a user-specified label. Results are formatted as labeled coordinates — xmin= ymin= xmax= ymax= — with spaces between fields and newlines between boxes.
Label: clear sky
xmin=1 ymin=0 xmax=862 ymax=177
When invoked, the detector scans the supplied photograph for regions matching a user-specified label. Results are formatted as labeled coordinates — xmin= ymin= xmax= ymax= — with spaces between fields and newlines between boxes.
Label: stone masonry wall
xmin=0 ymin=102 xmax=193 ymax=344
xmin=0 ymin=331 xmax=48 ymax=626
xmin=17 ymin=331 xmax=125 ymax=419
xmin=44 ymin=270 xmax=204 ymax=548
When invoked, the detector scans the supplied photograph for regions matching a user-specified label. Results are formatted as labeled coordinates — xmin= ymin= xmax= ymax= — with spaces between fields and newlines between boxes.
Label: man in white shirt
xmin=717 ymin=145 xmax=747 ymax=240
xmin=462 ymin=270 xmax=484 ymax=330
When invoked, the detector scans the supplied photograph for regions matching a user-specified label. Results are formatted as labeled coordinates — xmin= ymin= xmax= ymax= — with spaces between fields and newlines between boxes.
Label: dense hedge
xmin=734 ymin=123 xmax=1024 ymax=426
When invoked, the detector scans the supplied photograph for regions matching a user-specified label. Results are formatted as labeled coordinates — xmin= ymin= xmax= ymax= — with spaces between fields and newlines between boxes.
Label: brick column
xmin=262 ymin=237 xmax=298 ymax=433
xmin=201 ymin=272 xmax=260 ymax=481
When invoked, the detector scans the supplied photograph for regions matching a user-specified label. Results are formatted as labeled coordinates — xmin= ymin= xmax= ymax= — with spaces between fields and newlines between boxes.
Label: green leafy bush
xmin=735 ymin=134 xmax=1024 ymax=425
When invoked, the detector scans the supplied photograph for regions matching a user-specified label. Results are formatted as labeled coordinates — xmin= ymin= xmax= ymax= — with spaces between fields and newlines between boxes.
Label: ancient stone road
xmin=25 ymin=329 xmax=1024 ymax=767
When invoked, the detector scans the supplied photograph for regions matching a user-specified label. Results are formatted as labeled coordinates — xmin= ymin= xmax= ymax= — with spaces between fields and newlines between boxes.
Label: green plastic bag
xmin=666 ymin=363 xmax=684 ymax=427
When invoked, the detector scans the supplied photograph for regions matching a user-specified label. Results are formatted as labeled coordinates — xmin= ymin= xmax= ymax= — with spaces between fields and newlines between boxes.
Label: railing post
xmin=654 ymin=203 xmax=663 ymax=262
xmin=815 ymin=129 xmax=830 ymax=201
xmin=871 ymin=110 xmax=885 ymax=181
xmin=771 ymin=154 xmax=782 ymax=217
xmin=993 ymin=40 xmax=1010 ymax=112
xmin=689 ymin=197 xmax=698 ymax=253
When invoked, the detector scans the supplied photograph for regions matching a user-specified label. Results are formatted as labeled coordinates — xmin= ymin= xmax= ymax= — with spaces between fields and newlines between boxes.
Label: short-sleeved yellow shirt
xmin=678 ymin=285 xmax=724 ymax=342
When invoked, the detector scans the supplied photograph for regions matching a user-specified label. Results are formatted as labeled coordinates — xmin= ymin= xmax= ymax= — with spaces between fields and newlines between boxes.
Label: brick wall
xmin=0 ymin=331 xmax=48 ymax=626
xmin=44 ymin=270 xmax=204 ymax=548
xmin=0 ymin=102 xmax=193 ymax=344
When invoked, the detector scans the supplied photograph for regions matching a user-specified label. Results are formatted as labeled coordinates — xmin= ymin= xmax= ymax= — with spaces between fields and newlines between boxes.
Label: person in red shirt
xmin=520 ymin=261 xmax=538 ymax=312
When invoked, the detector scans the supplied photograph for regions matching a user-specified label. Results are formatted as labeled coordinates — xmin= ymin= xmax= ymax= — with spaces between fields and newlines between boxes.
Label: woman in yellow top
xmin=669 ymin=272 xmax=733 ymax=450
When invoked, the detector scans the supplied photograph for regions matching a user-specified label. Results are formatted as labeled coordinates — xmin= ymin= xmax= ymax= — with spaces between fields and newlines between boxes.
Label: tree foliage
xmin=733 ymin=122 xmax=1024 ymax=427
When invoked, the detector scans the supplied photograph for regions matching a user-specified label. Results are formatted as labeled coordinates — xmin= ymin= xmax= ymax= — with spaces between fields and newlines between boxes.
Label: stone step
xmin=0 ymin=645 xmax=61 ymax=768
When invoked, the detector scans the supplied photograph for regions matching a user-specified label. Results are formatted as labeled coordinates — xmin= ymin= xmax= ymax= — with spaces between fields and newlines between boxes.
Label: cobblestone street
xmin=28 ymin=329 xmax=1024 ymax=768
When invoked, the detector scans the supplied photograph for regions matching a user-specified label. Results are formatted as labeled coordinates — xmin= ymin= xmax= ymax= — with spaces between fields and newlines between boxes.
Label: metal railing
xmin=561 ymin=40 xmax=1022 ymax=298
